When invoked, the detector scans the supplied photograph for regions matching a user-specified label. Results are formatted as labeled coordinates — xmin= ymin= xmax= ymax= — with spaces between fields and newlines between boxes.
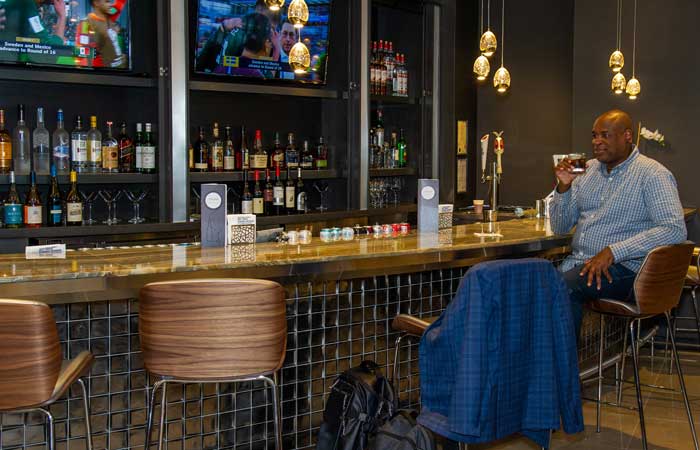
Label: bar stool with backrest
xmin=586 ymin=243 xmax=699 ymax=450
xmin=0 ymin=299 xmax=94 ymax=450
xmin=390 ymin=314 xmax=439 ymax=384
xmin=139 ymin=279 xmax=287 ymax=450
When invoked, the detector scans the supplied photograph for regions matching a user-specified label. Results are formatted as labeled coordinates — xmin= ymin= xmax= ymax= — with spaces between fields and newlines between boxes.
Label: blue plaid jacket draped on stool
xmin=417 ymin=259 xmax=584 ymax=447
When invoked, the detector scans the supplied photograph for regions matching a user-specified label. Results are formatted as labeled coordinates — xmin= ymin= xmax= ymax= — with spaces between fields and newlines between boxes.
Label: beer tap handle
xmin=493 ymin=131 xmax=504 ymax=177
xmin=480 ymin=134 xmax=489 ymax=183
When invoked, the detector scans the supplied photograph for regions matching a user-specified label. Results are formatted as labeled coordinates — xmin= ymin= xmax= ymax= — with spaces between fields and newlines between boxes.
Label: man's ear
xmin=624 ymin=128 xmax=634 ymax=144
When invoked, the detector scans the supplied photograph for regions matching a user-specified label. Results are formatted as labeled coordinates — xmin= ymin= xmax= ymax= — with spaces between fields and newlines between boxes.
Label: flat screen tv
xmin=0 ymin=0 xmax=131 ymax=70
xmin=194 ymin=0 xmax=331 ymax=84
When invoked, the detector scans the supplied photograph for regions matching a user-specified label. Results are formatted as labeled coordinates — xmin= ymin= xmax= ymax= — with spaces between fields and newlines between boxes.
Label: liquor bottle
xmin=285 ymin=132 xmax=299 ymax=169
xmin=141 ymin=123 xmax=157 ymax=174
xmin=188 ymin=146 xmax=193 ymax=170
xmin=47 ymin=165 xmax=63 ymax=226
xmin=134 ymin=123 xmax=143 ymax=173
xmin=210 ymin=122 xmax=224 ymax=172
xmin=273 ymin=165 xmax=284 ymax=216
xmin=240 ymin=126 xmax=250 ymax=170
xmin=102 ymin=121 xmax=119 ymax=173
xmin=398 ymin=129 xmax=408 ymax=168
xmin=295 ymin=167 xmax=307 ymax=214
xmin=223 ymin=126 xmax=235 ymax=172
xmin=65 ymin=170 xmax=83 ymax=226
xmin=315 ymin=136 xmax=329 ymax=170
xmin=3 ymin=171 xmax=22 ymax=228
xmin=390 ymin=131 xmax=399 ymax=169
xmin=53 ymin=109 xmax=70 ymax=174
xmin=370 ymin=41 xmax=377 ymax=96
xmin=13 ymin=104 xmax=31 ymax=175
xmin=300 ymin=140 xmax=314 ymax=170
xmin=284 ymin=166 xmax=295 ymax=215
xmin=241 ymin=170 xmax=253 ymax=214
xmin=0 ymin=109 xmax=12 ymax=174
xmin=193 ymin=126 xmax=209 ymax=172
xmin=86 ymin=115 xmax=102 ymax=173
xmin=23 ymin=171 xmax=42 ymax=228
xmin=385 ymin=42 xmax=395 ymax=96
xmin=250 ymin=129 xmax=268 ymax=170
xmin=117 ymin=122 xmax=134 ymax=172
xmin=33 ymin=107 xmax=51 ymax=175
xmin=271 ymin=131 xmax=285 ymax=169
xmin=380 ymin=41 xmax=388 ymax=96
xmin=375 ymin=109 xmax=385 ymax=152
xmin=253 ymin=170 xmax=264 ymax=216
xmin=400 ymin=54 xmax=409 ymax=97
xmin=263 ymin=168 xmax=274 ymax=216
xmin=71 ymin=115 xmax=87 ymax=173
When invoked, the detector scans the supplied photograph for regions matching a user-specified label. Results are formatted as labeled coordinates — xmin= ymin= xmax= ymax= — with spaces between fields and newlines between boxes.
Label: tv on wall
xmin=0 ymin=0 xmax=131 ymax=70
xmin=194 ymin=0 xmax=331 ymax=84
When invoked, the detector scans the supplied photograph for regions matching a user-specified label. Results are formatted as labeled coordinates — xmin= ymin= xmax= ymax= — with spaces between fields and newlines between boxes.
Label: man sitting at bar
xmin=550 ymin=109 xmax=686 ymax=339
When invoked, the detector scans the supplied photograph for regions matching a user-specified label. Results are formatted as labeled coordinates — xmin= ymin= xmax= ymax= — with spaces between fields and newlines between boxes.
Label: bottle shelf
xmin=369 ymin=167 xmax=417 ymax=177
xmin=370 ymin=95 xmax=416 ymax=105
xmin=0 ymin=173 xmax=158 ymax=185
xmin=0 ymin=68 xmax=157 ymax=88
xmin=189 ymin=81 xmax=339 ymax=99
xmin=190 ymin=169 xmax=338 ymax=183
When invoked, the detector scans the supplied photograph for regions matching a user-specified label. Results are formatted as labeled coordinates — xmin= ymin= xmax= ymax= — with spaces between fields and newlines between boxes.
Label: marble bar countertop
xmin=0 ymin=219 xmax=571 ymax=304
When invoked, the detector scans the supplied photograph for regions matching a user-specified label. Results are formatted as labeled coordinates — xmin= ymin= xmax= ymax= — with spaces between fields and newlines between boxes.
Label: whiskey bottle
xmin=250 ymin=129 xmax=268 ymax=170
xmin=193 ymin=126 xmax=209 ymax=172
xmin=102 ymin=121 xmax=119 ymax=173
xmin=117 ymin=122 xmax=134 ymax=173
xmin=315 ymin=136 xmax=328 ymax=170
xmin=141 ymin=123 xmax=157 ymax=174
xmin=271 ymin=131 xmax=285 ymax=170
xmin=300 ymin=140 xmax=314 ymax=170
xmin=263 ymin=168 xmax=274 ymax=216
xmin=210 ymin=122 xmax=224 ymax=172
xmin=253 ymin=170 xmax=264 ymax=216
xmin=223 ymin=126 xmax=235 ymax=172
xmin=134 ymin=123 xmax=143 ymax=173
xmin=285 ymin=132 xmax=299 ymax=169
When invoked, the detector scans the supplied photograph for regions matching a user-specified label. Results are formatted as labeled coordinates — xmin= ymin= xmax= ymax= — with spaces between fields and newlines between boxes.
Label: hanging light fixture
xmin=611 ymin=72 xmax=626 ymax=94
xmin=626 ymin=0 xmax=641 ymax=100
xmin=493 ymin=0 xmax=510 ymax=93
xmin=609 ymin=0 xmax=625 ymax=72
xmin=264 ymin=0 xmax=285 ymax=11
xmin=288 ymin=0 xmax=309 ymax=29
xmin=479 ymin=0 xmax=497 ymax=57
xmin=289 ymin=31 xmax=310 ymax=74
xmin=473 ymin=0 xmax=490 ymax=80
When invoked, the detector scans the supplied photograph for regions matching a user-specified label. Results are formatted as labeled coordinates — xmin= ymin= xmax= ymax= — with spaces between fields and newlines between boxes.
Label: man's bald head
xmin=591 ymin=109 xmax=635 ymax=170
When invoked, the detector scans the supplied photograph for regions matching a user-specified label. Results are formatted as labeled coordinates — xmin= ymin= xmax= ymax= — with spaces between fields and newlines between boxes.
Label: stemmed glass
xmin=124 ymin=189 xmax=148 ymax=224
xmin=313 ymin=181 xmax=330 ymax=212
xmin=191 ymin=187 xmax=201 ymax=222
xmin=80 ymin=191 xmax=98 ymax=225
xmin=99 ymin=190 xmax=123 ymax=225
xmin=390 ymin=178 xmax=402 ymax=207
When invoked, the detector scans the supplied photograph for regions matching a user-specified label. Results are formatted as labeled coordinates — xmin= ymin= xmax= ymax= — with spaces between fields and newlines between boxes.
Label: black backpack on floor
xmin=367 ymin=410 xmax=436 ymax=450
xmin=316 ymin=361 xmax=398 ymax=450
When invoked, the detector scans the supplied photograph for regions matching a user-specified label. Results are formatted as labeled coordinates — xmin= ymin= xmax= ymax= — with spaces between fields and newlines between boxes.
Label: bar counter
xmin=1 ymin=218 xmax=570 ymax=305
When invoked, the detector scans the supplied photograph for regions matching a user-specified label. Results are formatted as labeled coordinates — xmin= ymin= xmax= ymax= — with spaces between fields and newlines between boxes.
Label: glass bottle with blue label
xmin=4 ymin=171 xmax=22 ymax=228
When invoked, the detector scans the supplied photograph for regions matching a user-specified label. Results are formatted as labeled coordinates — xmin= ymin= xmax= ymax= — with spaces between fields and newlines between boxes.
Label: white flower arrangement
xmin=640 ymin=127 xmax=665 ymax=147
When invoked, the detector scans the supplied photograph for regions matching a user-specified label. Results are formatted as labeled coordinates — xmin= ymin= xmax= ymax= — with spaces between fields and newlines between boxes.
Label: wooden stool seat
xmin=140 ymin=279 xmax=287 ymax=450
xmin=687 ymin=266 xmax=699 ymax=286
xmin=0 ymin=299 xmax=94 ymax=450
xmin=392 ymin=314 xmax=438 ymax=337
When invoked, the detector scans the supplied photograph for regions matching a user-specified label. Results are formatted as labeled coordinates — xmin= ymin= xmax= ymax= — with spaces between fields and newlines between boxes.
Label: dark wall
xmin=475 ymin=0 xmax=574 ymax=206
xmin=572 ymin=0 xmax=700 ymax=208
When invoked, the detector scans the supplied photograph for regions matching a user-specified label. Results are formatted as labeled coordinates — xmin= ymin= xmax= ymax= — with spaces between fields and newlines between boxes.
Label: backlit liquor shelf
xmin=0 ymin=173 xmax=158 ymax=185
xmin=189 ymin=169 xmax=338 ymax=182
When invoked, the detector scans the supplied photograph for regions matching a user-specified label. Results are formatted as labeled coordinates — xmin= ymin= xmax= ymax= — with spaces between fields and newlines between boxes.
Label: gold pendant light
xmin=289 ymin=33 xmax=310 ymax=74
xmin=288 ymin=0 xmax=309 ymax=29
xmin=626 ymin=0 xmax=641 ymax=99
xmin=609 ymin=0 xmax=625 ymax=72
xmin=479 ymin=0 xmax=497 ymax=57
xmin=473 ymin=0 xmax=490 ymax=80
xmin=611 ymin=72 xmax=626 ymax=94
xmin=493 ymin=0 xmax=510 ymax=93
xmin=264 ymin=0 xmax=285 ymax=11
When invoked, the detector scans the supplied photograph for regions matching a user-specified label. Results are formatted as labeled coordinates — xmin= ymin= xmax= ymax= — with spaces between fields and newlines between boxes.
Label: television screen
xmin=0 ymin=0 xmax=131 ymax=70
xmin=194 ymin=0 xmax=331 ymax=84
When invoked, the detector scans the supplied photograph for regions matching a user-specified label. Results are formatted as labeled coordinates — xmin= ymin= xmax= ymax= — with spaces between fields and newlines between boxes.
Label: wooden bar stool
xmin=586 ymin=243 xmax=698 ymax=450
xmin=140 ymin=279 xmax=287 ymax=450
xmin=391 ymin=314 xmax=438 ymax=383
xmin=0 ymin=299 xmax=94 ymax=450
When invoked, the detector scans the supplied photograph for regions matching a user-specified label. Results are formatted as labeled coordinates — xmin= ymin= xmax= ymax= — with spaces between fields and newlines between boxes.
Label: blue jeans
xmin=562 ymin=263 xmax=637 ymax=340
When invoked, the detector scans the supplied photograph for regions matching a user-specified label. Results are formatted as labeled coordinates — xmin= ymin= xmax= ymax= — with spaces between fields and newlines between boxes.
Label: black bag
xmin=368 ymin=410 xmax=436 ymax=450
xmin=316 ymin=361 xmax=398 ymax=450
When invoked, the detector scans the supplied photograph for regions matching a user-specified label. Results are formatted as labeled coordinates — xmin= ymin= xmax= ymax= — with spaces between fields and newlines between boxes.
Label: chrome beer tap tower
xmin=481 ymin=131 xmax=504 ymax=223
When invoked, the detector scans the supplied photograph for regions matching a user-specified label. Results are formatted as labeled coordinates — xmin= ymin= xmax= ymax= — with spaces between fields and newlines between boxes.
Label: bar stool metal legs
xmin=665 ymin=311 xmax=700 ymax=450
xmin=628 ymin=320 xmax=648 ymax=450
xmin=145 ymin=375 xmax=284 ymax=450
xmin=596 ymin=314 xmax=605 ymax=433
xmin=393 ymin=333 xmax=407 ymax=383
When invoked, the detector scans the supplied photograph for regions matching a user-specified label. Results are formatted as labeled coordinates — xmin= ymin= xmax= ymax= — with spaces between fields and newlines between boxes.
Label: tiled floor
xmin=471 ymin=349 xmax=700 ymax=450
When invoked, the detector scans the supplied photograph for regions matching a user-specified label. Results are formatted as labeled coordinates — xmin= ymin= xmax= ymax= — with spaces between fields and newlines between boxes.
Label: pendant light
xmin=479 ymin=0 xmax=497 ymax=57
xmin=493 ymin=0 xmax=510 ymax=93
xmin=289 ymin=31 xmax=310 ymax=74
xmin=611 ymin=72 xmax=626 ymax=94
xmin=288 ymin=0 xmax=309 ymax=29
xmin=473 ymin=0 xmax=490 ymax=80
xmin=626 ymin=0 xmax=641 ymax=100
xmin=609 ymin=0 xmax=625 ymax=72
xmin=264 ymin=0 xmax=285 ymax=11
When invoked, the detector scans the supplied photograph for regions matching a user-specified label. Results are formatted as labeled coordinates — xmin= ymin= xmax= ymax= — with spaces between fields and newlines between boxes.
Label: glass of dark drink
xmin=567 ymin=153 xmax=587 ymax=173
